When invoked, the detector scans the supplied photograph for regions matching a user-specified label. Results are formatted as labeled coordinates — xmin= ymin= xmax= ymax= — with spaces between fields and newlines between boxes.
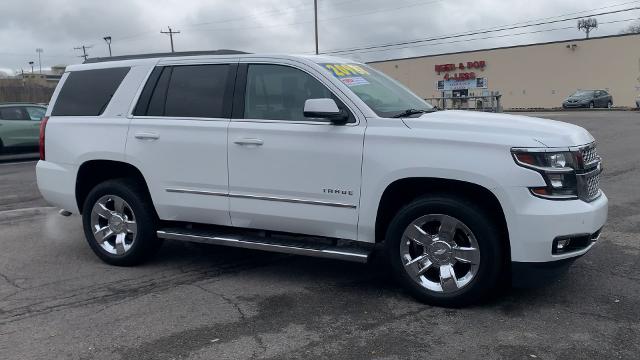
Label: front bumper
xmin=563 ymin=102 xmax=588 ymax=108
xmin=499 ymin=187 xmax=608 ymax=263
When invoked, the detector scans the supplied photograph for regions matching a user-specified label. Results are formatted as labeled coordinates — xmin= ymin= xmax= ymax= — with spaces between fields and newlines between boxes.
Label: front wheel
xmin=385 ymin=195 xmax=505 ymax=307
xmin=82 ymin=179 xmax=161 ymax=266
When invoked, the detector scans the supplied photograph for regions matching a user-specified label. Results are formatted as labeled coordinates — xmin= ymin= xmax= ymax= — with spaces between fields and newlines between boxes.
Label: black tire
xmin=82 ymin=178 xmax=161 ymax=266
xmin=0 ymin=139 xmax=4 ymax=155
xmin=384 ymin=194 xmax=504 ymax=307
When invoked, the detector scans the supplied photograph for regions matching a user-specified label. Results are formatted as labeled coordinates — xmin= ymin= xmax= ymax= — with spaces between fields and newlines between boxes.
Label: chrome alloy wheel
xmin=400 ymin=214 xmax=480 ymax=293
xmin=90 ymin=195 xmax=137 ymax=255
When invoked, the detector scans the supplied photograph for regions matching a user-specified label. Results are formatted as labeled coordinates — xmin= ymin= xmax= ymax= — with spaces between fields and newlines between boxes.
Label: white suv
xmin=36 ymin=51 xmax=607 ymax=306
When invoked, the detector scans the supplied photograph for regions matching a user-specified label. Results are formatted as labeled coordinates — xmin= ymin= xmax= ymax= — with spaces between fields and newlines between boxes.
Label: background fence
xmin=0 ymin=84 xmax=55 ymax=104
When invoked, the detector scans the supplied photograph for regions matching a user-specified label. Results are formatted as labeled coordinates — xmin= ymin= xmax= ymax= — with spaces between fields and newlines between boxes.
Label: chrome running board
xmin=157 ymin=228 xmax=371 ymax=263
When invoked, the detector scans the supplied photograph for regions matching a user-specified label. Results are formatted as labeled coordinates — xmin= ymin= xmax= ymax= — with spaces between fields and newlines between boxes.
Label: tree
xmin=620 ymin=22 xmax=640 ymax=34
xmin=577 ymin=18 xmax=598 ymax=39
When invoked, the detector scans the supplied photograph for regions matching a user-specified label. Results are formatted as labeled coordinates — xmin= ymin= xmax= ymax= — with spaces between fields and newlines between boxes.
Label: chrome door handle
xmin=234 ymin=138 xmax=264 ymax=146
xmin=134 ymin=132 xmax=160 ymax=140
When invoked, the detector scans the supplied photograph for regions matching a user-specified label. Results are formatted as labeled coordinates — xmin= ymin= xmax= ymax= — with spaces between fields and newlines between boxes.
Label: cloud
xmin=0 ymin=0 xmax=635 ymax=73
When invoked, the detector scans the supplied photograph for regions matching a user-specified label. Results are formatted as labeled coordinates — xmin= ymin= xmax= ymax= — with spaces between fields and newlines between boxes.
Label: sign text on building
xmin=435 ymin=60 xmax=486 ymax=81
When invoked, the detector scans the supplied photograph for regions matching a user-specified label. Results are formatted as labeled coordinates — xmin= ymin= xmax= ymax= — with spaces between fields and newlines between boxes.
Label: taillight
xmin=39 ymin=116 xmax=49 ymax=160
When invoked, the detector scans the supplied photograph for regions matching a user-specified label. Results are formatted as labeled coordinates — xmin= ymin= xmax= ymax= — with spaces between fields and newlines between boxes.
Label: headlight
xmin=512 ymin=149 xmax=578 ymax=199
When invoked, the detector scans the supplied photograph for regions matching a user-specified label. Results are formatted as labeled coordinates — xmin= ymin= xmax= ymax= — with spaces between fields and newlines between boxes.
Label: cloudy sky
xmin=1 ymin=0 xmax=638 ymax=74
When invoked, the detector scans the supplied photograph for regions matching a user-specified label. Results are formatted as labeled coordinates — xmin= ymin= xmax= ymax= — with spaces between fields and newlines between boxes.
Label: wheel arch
xmin=374 ymin=177 xmax=510 ymax=259
xmin=75 ymin=160 xmax=153 ymax=215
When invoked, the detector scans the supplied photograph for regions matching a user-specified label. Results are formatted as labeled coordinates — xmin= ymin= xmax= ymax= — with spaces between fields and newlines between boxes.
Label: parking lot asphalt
xmin=1 ymin=111 xmax=639 ymax=360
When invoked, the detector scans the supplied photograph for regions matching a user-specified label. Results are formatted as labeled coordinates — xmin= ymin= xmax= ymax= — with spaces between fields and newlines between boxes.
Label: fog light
xmin=556 ymin=238 xmax=571 ymax=250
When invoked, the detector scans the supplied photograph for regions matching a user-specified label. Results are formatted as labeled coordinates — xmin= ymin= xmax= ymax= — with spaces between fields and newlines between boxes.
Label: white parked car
xmin=36 ymin=51 xmax=607 ymax=306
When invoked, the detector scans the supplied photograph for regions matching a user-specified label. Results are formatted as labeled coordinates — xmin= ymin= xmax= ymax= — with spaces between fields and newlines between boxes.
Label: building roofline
xmin=367 ymin=32 xmax=640 ymax=64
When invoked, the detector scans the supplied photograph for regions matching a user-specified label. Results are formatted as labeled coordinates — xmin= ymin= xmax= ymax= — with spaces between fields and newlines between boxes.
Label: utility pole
xmin=36 ymin=48 xmax=43 ymax=74
xmin=74 ymin=45 xmax=92 ymax=61
xmin=161 ymin=26 xmax=180 ymax=52
xmin=103 ymin=36 xmax=112 ymax=56
xmin=314 ymin=0 xmax=319 ymax=54
xmin=578 ymin=18 xmax=598 ymax=39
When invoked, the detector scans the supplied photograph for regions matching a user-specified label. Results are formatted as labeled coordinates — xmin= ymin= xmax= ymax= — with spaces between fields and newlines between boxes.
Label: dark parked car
xmin=562 ymin=90 xmax=613 ymax=109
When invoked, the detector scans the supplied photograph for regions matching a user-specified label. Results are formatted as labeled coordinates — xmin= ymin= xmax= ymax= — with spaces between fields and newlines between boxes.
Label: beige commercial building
xmin=369 ymin=33 xmax=640 ymax=109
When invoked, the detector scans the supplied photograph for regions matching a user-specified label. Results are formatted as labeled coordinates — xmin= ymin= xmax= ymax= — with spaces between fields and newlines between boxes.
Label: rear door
xmin=126 ymin=61 xmax=236 ymax=225
xmin=227 ymin=61 xmax=365 ymax=240
xmin=0 ymin=106 xmax=35 ymax=147
xmin=24 ymin=106 xmax=45 ymax=144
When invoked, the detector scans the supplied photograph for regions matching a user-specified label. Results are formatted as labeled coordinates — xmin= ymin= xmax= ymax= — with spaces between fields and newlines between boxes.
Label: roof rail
xmin=83 ymin=49 xmax=249 ymax=64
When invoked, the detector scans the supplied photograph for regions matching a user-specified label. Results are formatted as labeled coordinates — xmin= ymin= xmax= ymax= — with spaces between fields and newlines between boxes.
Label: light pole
xmin=28 ymin=61 xmax=34 ymax=74
xmin=314 ymin=0 xmax=319 ymax=54
xmin=36 ymin=48 xmax=43 ymax=74
xmin=103 ymin=36 xmax=112 ymax=56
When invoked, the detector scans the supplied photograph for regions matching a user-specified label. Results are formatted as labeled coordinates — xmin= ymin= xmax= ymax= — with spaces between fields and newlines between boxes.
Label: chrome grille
xmin=580 ymin=143 xmax=599 ymax=166
xmin=583 ymin=171 xmax=601 ymax=201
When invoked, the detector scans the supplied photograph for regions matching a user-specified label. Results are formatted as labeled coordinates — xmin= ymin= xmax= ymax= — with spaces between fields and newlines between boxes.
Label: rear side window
xmin=52 ymin=67 xmax=130 ymax=116
xmin=134 ymin=64 xmax=230 ymax=118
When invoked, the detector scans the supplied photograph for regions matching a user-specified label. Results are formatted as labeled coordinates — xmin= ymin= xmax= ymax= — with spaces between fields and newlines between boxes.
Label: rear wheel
xmin=607 ymin=101 xmax=612 ymax=109
xmin=82 ymin=179 xmax=161 ymax=266
xmin=589 ymin=102 xmax=595 ymax=109
xmin=385 ymin=195 xmax=504 ymax=307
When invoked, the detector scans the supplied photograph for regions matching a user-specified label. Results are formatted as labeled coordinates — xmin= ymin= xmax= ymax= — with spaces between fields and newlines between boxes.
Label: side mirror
xmin=303 ymin=98 xmax=349 ymax=125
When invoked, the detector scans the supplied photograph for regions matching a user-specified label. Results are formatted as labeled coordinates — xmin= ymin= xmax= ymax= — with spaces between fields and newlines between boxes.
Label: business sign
xmin=437 ymin=78 xmax=487 ymax=91
xmin=435 ymin=60 xmax=486 ymax=81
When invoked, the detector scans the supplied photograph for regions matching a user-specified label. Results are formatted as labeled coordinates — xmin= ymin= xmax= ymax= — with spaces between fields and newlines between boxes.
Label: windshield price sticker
xmin=324 ymin=64 xmax=370 ymax=77
xmin=340 ymin=76 xmax=370 ymax=87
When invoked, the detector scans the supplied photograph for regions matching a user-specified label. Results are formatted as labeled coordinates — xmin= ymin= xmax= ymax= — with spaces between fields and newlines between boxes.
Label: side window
xmin=244 ymin=64 xmax=349 ymax=122
xmin=135 ymin=64 xmax=230 ymax=118
xmin=26 ymin=107 xmax=46 ymax=121
xmin=0 ymin=107 xmax=29 ymax=120
xmin=52 ymin=67 xmax=130 ymax=116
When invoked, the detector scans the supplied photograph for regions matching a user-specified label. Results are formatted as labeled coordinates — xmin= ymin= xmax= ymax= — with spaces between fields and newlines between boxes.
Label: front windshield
xmin=571 ymin=90 xmax=594 ymax=97
xmin=320 ymin=62 xmax=433 ymax=118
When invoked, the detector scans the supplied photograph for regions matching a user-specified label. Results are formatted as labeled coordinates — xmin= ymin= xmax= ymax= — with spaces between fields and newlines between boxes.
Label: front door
xmin=227 ymin=63 xmax=365 ymax=240
xmin=126 ymin=63 xmax=235 ymax=226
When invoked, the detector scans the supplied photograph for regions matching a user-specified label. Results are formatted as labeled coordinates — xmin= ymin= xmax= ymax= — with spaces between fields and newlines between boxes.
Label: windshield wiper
xmin=391 ymin=108 xmax=433 ymax=118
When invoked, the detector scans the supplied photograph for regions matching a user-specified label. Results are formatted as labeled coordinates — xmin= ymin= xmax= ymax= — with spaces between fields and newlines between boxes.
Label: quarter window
xmin=244 ymin=64 xmax=346 ymax=122
xmin=26 ymin=107 xmax=46 ymax=121
xmin=52 ymin=67 xmax=130 ymax=116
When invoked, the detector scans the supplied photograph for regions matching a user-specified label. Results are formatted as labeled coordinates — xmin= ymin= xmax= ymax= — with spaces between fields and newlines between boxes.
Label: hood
xmin=401 ymin=110 xmax=594 ymax=148
xmin=566 ymin=95 xmax=590 ymax=101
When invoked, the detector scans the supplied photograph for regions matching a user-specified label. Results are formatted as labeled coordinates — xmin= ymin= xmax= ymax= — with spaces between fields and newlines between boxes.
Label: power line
xmin=179 ymin=0 xmax=446 ymax=34
xmin=341 ymin=18 xmax=639 ymax=57
xmin=110 ymin=0 xmax=372 ymax=43
xmin=321 ymin=6 xmax=640 ymax=54
xmin=336 ymin=0 xmax=640 ymax=54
